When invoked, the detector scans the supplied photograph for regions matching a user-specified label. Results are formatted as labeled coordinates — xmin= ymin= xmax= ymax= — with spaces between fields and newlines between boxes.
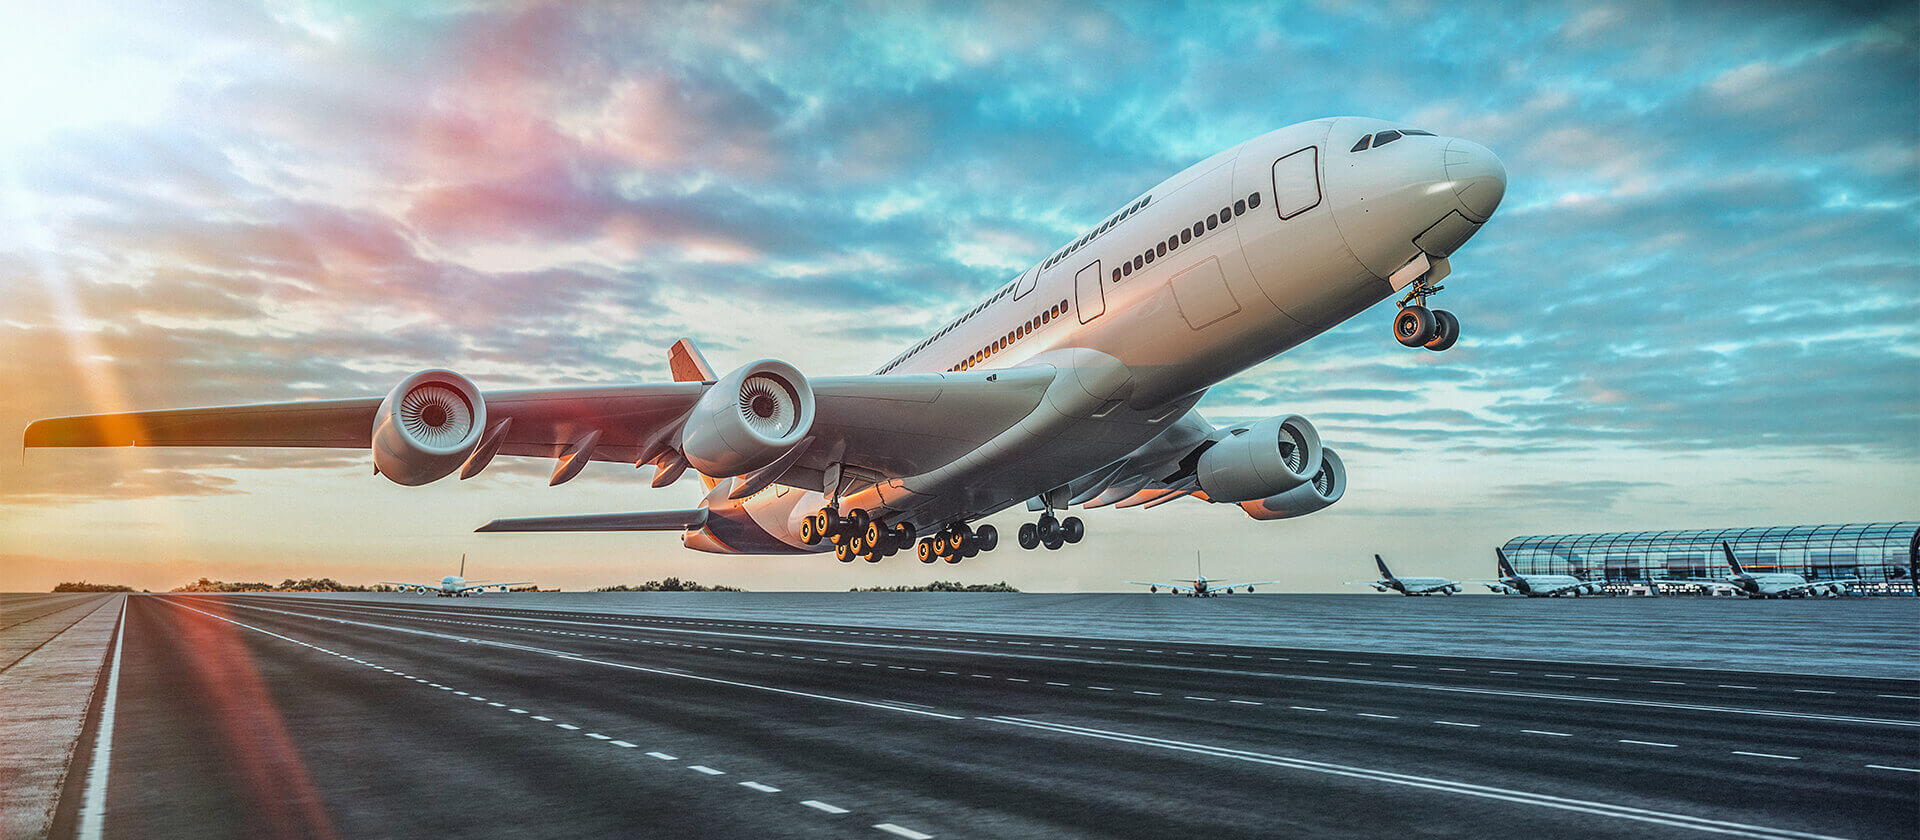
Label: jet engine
xmin=681 ymin=360 xmax=815 ymax=478
xmin=372 ymin=369 xmax=486 ymax=486
xmin=1238 ymin=448 xmax=1346 ymax=521
xmin=1194 ymin=415 xmax=1322 ymax=503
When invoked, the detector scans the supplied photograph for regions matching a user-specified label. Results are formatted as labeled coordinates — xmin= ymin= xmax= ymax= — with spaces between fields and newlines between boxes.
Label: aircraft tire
xmin=918 ymin=540 xmax=935 ymax=563
xmin=1042 ymin=530 xmax=1064 ymax=551
xmin=1424 ymin=309 xmax=1459 ymax=351
xmin=835 ymin=542 xmax=854 ymax=562
xmin=1394 ymin=305 xmax=1436 ymax=347
xmin=848 ymin=508 xmax=870 ymax=536
xmin=1018 ymin=522 xmax=1040 ymax=550
xmin=800 ymin=517 xmax=820 ymax=545
xmin=1061 ymin=516 xmax=1084 ymax=544
xmin=975 ymin=524 xmax=999 ymax=552
xmin=865 ymin=520 xmax=885 ymax=552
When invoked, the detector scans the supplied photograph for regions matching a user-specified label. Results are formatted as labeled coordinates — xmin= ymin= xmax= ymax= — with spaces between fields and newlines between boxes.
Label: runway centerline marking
xmin=1523 ymin=730 xmax=1573 ymax=737
xmin=801 ymin=800 xmax=849 ymax=814
xmin=1620 ymin=740 xmax=1678 ymax=748
xmin=1866 ymin=764 xmax=1918 ymax=773
xmin=1731 ymin=751 xmax=1799 ymax=760
xmin=874 ymin=824 xmax=934 ymax=839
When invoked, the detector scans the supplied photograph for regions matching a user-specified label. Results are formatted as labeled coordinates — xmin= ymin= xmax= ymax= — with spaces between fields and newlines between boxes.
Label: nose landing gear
xmin=1393 ymin=275 xmax=1459 ymax=352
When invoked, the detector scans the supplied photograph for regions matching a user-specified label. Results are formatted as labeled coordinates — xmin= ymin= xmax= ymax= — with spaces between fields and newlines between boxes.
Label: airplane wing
xmin=1342 ymin=581 xmax=1390 ymax=592
xmin=23 ymin=368 xmax=1058 ymax=495
xmin=1673 ymin=578 xmax=1743 ymax=595
xmin=1465 ymin=579 xmax=1514 ymax=593
xmin=459 ymin=581 xmax=533 ymax=593
xmin=378 ymin=581 xmax=434 ymax=593
xmin=1125 ymin=581 xmax=1195 ymax=594
xmin=1773 ymin=578 xmax=1856 ymax=597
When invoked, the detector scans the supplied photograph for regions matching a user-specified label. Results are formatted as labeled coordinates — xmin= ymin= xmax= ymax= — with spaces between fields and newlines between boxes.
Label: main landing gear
xmin=800 ymin=506 xmax=915 ymax=564
xmin=1016 ymin=512 xmax=1083 ymax=551
xmin=1392 ymin=275 xmax=1460 ymax=352
xmin=914 ymin=522 xmax=998 ymax=565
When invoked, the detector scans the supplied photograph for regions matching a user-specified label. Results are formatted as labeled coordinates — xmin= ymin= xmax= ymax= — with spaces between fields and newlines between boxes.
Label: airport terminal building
xmin=1501 ymin=522 xmax=1919 ymax=596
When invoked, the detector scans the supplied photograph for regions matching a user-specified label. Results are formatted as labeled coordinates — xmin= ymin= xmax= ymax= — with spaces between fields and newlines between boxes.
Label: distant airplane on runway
xmin=1126 ymin=554 xmax=1274 ymax=596
xmin=1472 ymin=548 xmax=1605 ymax=596
xmin=1677 ymin=543 xmax=1854 ymax=599
xmin=26 ymin=118 xmax=1506 ymax=567
xmin=1346 ymin=554 xmax=1462 ymax=595
xmin=383 ymin=555 xmax=530 ymax=597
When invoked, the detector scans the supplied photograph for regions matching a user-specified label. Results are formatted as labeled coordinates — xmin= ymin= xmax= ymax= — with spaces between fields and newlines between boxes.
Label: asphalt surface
xmin=52 ymin=594 xmax=1920 ymax=839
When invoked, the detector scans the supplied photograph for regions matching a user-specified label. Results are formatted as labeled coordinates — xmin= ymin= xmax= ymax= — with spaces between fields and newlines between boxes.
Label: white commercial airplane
xmin=1346 ymin=554 xmax=1463 ymax=595
xmin=25 ymin=117 xmax=1506 ymax=567
xmin=1126 ymin=555 xmax=1275 ymax=596
xmin=382 ymin=555 xmax=531 ymax=597
xmin=1679 ymin=542 xmax=1855 ymax=598
xmin=1473 ymin=547 xmax=1605 ymax=596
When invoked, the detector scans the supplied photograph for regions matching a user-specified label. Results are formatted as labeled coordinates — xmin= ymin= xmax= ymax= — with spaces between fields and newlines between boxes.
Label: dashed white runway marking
xmin=689 ymin=765 xmax=726 ymax=775
xmin=1866 ymin=764 xmax=1919 ymax=773
xmin=556 ymin=723 xmax=580 ymax=730
xmin=1650 ymin=680 xmax=1686 ymax=686
xmin=1793 ymin=690 xmax=1836 ymax=695
xmin=611 ymin=740 xmax=638 ymax=748
xmin=874 ymin=823 xmax=934 ymax=839
xmin=1088 ymin=686 xmax=1114 ymax=691
xmin=1434 ymin=721 xmax=1480 ymax=728
xmin=1229 ymin=700 xmax=1262 ymax=706
xmin=1134 ymin=691 xmax=1161 ymax=696
xmin=1731 ymin=751 xmax=1799 ymax=761
xmin=739 ymin=781 xmax=780 ymax=792
xmin=802 ymin=800 xmax=849 ymax=814
xmin=585 ymin=733 xmax=611 ymax=740
xmin=1523 ymin=730 xmax=1573 ymax=737
xmin=647 ymin=752 xmax=677 ymax=760
xmin=1620 ymin=739 xmax=1678 ymax=748
xmin=1488 ymin=670 xmax=1518 ymax=675
xmin=1046 ymin=682 xmax=1070 ymax=687
xmin=1718 ymin=685 xmax=1758 ymax=690
xmin=1290 ymin=706 xmax=1327 ymax=712
xmin=531 ymin=715 xmax=553 ymax=722
xmin=1357 ymin=713 xmax=1399 ymax=719
xmin=1877 ymin=694 xmax=1920 ymax=700
xmin=1185 ymin=696 xmax=1216 ymax=702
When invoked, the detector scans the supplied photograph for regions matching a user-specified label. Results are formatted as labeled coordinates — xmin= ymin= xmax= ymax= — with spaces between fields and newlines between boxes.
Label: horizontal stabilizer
xmin=477 ymin=509 xmax=708 ymax=533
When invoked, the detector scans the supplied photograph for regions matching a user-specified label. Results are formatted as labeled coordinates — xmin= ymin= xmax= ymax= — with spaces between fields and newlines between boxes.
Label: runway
xmin=44 ymin=594 xmax=1920 ymax=839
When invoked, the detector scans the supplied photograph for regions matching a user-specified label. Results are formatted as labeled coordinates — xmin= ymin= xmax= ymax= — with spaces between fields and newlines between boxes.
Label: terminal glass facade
xmin=1502 ymin=522 xmax=1919 ymax=595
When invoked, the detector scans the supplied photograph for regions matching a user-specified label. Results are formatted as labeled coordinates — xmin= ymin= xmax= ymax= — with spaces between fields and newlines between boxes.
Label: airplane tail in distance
xmin=1374 ymin=554 xmax=1395 ymax=579
xmin=1496 ymin=547 xmax=1518 ymax=578
xmin=1720 ymin=542 xmax=1748 ymax=576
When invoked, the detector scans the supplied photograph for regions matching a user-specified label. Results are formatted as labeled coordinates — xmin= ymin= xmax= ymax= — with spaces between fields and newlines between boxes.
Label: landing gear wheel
xmin=892 ymin=522 xmax=914 ymax=547
xmin=1038 ymin=515 xmax=1062 ymax=550
xmin=864 ymin=520 xmax=885 ymax=552
xmin=863 ymin=550 xmax=881 ymax=563
xmin=1394 ymin=305 xmax=1436 ymax=347
xmin=847 ymin=508 xmax=870 ymax=536
xmin=815 ymin=508 xmax=837 ymax=537
xmin=918 ymin=539 xmax=935 ymax=563
xmin=847 ymin=531 xmax=867 ymax=556
xmin=835 ymin=542 xmax=854 ymax=562
xmin=1060 ymin=517 xmax=1084 ymax=544
xmin=1423 ymin=309 xmax=1459 ymax=352
xmin=974 ymin=524 xmax=999 ymax=552
xmin=800 ymin=516 xmax=821 ymax=545
xmin=1017 ymin=522 xmax=1040 ymax=550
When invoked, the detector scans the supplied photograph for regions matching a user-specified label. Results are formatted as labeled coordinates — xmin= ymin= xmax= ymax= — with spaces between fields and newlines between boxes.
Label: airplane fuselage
xmin=690 ymin=117 xmax=1503 ymax=553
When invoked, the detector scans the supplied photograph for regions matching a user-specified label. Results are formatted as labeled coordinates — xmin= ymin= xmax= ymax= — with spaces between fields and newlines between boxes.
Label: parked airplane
xmin=382 ymin=555 xmax=531 ymax=597
xmin=26 ymin=118 xmax=1505 ymax=566
xmin=1346 ymin=554 xmax=1462 ymax=595
xmin=1127 ymin=554 xmax=1274 ymax=596
xmin=1472 ymin=547 xmax=1604 ymax=596
xmin=1680 ymin=543 xmax=1855 ymax=598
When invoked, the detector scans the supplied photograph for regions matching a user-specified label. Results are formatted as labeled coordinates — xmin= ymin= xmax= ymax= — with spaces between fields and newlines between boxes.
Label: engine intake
xmin=1194 ymin=415 xmax=1322 ymax=503
xmin=1240 ymin=447 xmax=1345 ymax=521
xmin=681 ymin=360 xmax=815 ymax=478
xmin=373 ymin=369 xmax=486 ymax=486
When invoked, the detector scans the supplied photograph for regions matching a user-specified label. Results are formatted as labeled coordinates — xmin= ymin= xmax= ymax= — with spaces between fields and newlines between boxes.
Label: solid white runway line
xmin=76 ymin=597 xmax=127 ymax=840
xmin=979 ymin=716 xmax=1850 ymax=840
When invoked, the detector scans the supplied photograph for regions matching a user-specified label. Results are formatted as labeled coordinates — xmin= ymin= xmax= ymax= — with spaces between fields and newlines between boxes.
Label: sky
xmin=2 ymin=1 xmax=1915 ymax=593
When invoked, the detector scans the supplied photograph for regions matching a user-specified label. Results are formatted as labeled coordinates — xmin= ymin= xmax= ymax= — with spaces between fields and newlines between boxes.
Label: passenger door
xmin=1074 ymin=260 xmax=1105 ymax=324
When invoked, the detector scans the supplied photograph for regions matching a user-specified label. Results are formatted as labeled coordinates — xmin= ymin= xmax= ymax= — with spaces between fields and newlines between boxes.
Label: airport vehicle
xmin=1126 ymin=555 xmax=1274 ymax=596
xmin=1346 ymin=554 xmax=1463 ymax=595
xmin=382 ymin=556 xmax=530 ymax=597
xmin=1679 ymin=543 xmax=1855 ymax=598
xmin=25 ymin=118 xmax=1506 ymax=565
xmin=1472 ymin=547 xmax=1604 ymax=596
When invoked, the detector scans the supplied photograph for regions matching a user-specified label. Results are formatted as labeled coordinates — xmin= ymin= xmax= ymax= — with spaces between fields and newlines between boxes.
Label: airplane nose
xmin=1444 ymin=139 xmax=1506 ymax=222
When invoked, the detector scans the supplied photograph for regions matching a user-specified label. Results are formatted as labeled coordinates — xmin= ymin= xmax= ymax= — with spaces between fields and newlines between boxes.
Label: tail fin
xmin=1721 ymin=542 xmax=1748 ymax=576
xmin=1375 ymin=554 xmax=1395 ymax=579
xmin=1496 ymin=547 xmax=1518 ymax=578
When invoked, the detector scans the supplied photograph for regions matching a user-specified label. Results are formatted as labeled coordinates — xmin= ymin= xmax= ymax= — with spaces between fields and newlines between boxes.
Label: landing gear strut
xmin=1393 ymin=275 xmax=1459 ymax=352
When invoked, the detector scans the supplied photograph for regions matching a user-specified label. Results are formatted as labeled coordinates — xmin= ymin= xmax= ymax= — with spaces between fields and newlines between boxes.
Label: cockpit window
xmin=1352 ymin=129 xmax=1434 ymax=153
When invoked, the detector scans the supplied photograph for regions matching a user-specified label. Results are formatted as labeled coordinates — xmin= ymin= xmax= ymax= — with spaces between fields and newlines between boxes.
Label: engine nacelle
xmin=1195 ymin=415 xmax=1322 ymax=503
xmin=372 ymin=369 xmax=486 ymax=486
xmin=681 ymin=359 xmax=815 ymax=478
xmin=1238 ymin=447 xmax=1346 ymax=521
